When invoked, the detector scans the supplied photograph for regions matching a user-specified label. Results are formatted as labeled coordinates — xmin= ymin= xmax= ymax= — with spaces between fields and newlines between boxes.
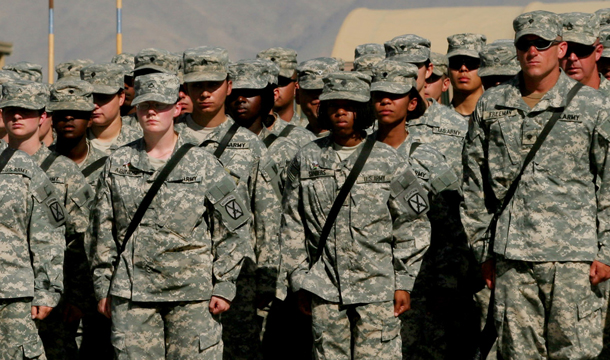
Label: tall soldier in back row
xmin=462 ymin=10 xmax=610 ymax=359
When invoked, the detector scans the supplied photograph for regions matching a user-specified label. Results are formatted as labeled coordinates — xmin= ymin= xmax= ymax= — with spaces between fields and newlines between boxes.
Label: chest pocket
xmin=486 ymin=114 xmax=521 ymax=171
xmin=0 ymin=173 xmax=29 ymax=229
xmin=160 ymin=176 xmax=207 ymax=238
xmin=351 ymin=174 xmax=391 ymax=229
xmin=109 ymin=169 xmax=145 ymax=223
xmin=302 ymin=168 xmax=335 ymax=225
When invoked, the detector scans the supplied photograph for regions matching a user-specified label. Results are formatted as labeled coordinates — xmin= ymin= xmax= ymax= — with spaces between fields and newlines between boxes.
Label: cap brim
xmin=370 ymin=82 xmax=413 ymax=94
xmin=92 ymin=84 xmax=121 ymax=95
xmin=387 ymin=54 xmax=429 ymax=64
xmin=135 ymin=64 xmax=174 ymax=75
xmin=0 ymin=100 xmax=46 ymax=110
xmin=131 ymin=93 xmax=178 ymax=106
xmin=231 ymin=80 xmax=267 ymax=90
xmin=279 ymin=69 xmax=296 ymax=78
xmin=47 ymin=101 xmax=94 ymax=112
xmin=479 ymin=67 xmax=520 ymax=77
xmin=319 ymin=92 xmax=369 ymax=102
xmin=515 ymin=29 xmax=557 ymax=42
xmin=563 ymin=34 xmax=597 ymax=46
xmin=298 ymin=80 xmax=324 ymax=90
xmin=447 ymin=50 xmax=480 ymax=59
xmin=183 ymin=72 xmax=227 ymax=83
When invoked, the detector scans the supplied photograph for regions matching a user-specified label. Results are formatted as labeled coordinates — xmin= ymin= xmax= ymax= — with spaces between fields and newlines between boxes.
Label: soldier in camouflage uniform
xmin=0 ymin=78 xmax=67 ymax=360
xmin=600 ymin=28 xmax=610 ymax=81
xmin=55 ymin=60 xmax=94 ymax=82
xmin=424 ymin=52 xmax=450 ymax=103
xmin=87 ymin=72 xmax=252 ymax=360
xmin=446 ymin=33 xmax=486 ymax=121
xmin=175 ymin=46 xmax=280 ymax=360
xmin=559 ymin=12 xmax=610 ymax=97
xmin=295 ymin=57 xmax=342 ymax=138
xmin=4 ymin=61 xmax=44 ymax=83
xmin=0 ymin=70 xmax=21 ymax=142
xmin=81 ymin=63 xmax=142 ymax=155
xmin=278 ymin=71 xmax=431 ymax=360
xmin=462 ymin=10 xmax=610 ymax=359
xmin=478 ymin=40 xmax=520 ymax=90
xmin=111 ymin=53 xmax=136 ymax=117
xmin=353 ymin=43 xmax=385 ymax=77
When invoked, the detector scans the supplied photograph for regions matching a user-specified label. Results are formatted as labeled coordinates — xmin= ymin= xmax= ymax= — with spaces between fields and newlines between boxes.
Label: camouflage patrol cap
xmin=183 ymin=46 xmax=229 ymax=83
xmin=297 ymin=57 xmax=342 ymax=90
xmin=134 ymin=48 xmax=179 ymax=75
xmin=513 ymin=10 xmax=563 ymax=42
xmin=47 ymin=79 xmax=95 ymax=112
xmin=0 ymin=70 xmax=20 ymax=85
xmin=56 ymin=59 xmax=94 ymax=81
xmin=601 ymin=28 xmax=610 ymax=58
xmin=430 ymin=52 xmax=448 ymax=77
xmin=478 ymin=40 xmax=520 ymax=78
xmin=81 ymin=63 xmax=125 ymax=94
xmin=384 ymin=34 xmax=431 ymax=63
xmin=561 ymin=12 xmax=599 ymax=46
xmin=370 ymin=59 xmax=418 ymax=95
xmin=132 ymin=73 xmax=180 ymax=106
xmin=3 ymin=62 xmax=43 ymax=83
xmin=229 ymin=59 xmax=276 ymax=90
xmin=171 ymin=52 xmax=185 ymax=84
xmin=446 ymin=33 xmax=487 ymax=59
xmin=352 ymin=54 xmax=385 ymax=76
xmin=319 ymin=71 xmax=371 ymax=103
xmin=596 ymin=8 xmax=610 ymax=28
xmin=256 ymin=47 xmax=297 ymax=78
xmin=0 ymin=80 xmax=49 ymax=110
xmin=354 ymin=43 xmax=385 ymax=59
xmin=333 ymin=57 xmax=345 ymax=71
xmin=258 ymin=58 xmax=280 ymax=86
xmin=111 ymin=52 xmax=135 ymax=77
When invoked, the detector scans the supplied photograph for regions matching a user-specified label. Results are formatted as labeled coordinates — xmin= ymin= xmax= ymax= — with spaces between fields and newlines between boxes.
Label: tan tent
xmin=332 ymin=1 xmax=610 ymax=62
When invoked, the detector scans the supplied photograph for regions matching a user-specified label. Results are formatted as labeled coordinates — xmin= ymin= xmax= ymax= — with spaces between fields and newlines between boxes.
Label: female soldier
xmin=279 ymin=71 xmax=431 ymax=359
xmin=88 ymin=73 xmax=252 ymax=360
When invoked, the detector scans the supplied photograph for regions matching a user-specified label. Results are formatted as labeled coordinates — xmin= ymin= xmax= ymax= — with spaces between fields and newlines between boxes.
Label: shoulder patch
xmin=215 ymin=192 xmax=250 ymax=231
xmin=206 ymin=176 xmax=236 ymax=204
xmin=390 ymin=168 xmax=429 ymax=219
xmin=71 ymin=184 xmax=94 ymax=208
xmin=45 ymin=197 xmax=66 ymax=226
xmin=482 ymin=109 xmax=519 ymax=120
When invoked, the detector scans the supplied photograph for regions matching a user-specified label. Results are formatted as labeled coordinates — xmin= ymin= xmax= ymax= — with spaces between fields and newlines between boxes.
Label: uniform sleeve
xmin=29 ymin=173 xmax=67 ymax=307
xmin=86 ymin=161 xmax=118 ymax=301
xmin=207 ymin=167 xmax=253 ymax=302
xmin=460 ymin=101 xmax=496 ymax=264
xmin=592 ymin=101 xmax=610 ymax=265
xmin=388 ymin=164 xmax=431 ymax=292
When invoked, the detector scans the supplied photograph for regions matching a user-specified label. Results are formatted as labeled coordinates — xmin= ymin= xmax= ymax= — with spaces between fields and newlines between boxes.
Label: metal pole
xmin=48 ymin=0 xmax=54 ymax=84
xmin=116 ymin=0 xmax=122 ymax=54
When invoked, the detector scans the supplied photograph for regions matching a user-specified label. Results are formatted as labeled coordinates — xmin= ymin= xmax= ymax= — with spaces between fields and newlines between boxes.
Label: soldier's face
xmin=226 ymin=89 xmax=263 ymax=127
xmin=92 ymin=92 xmax=124 ymax=127
xmin=560 ymin=42 xmax=602 ymax=83
xmin=52 ymin=110 xmax=91 ymax=140
xmin=178 ymin=86 xmax=193 ymax=115
xmin=424 ymin=74 xmax=450 ymax=102
xmin=415 ymin=62 xmax=433 ymax=93
xmin=123 ymin=76 xmax=135 ymax=107
xmin=2 ymin=107 xmax=45 ymax=140
xmin=516 ymin=35 xmax=567 ymax=81
xmin=372 ymin=91 xmax=415 ymax=126
xmin=186 ymin=80 xmax=232 ymax=118
xmin=296 ymin=88 xmax=322 ymax=123
xmin=136 ymin=101 xmax=179 ymax=135
xmin=274 ymin=74 xmax=297 ymax=111
xmin=599 ymin=57 xmax=610 ymax=80
xmin=449 ymin=56 xmax=483 ymax=94
xmin=326 ymin=99 xmax=356 ymax=138
xmin=39 ymin=113 xmax=53 ymax=141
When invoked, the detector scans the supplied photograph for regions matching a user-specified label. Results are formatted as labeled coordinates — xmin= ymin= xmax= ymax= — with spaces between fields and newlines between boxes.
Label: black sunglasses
xmin=565 ymin=42 xmax=596 ymax=58
xmin=278 ymin=76 xmax=296 ymax=87
xmin=448 ymin=56 xmax=480 ymax=70
xmin=515 ymin=38 xmax=560 ymax=52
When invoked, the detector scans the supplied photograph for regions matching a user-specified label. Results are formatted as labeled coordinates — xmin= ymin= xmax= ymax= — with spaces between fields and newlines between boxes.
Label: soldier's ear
xmin=118 ymin=89 xmax=126 ymax=107
xmin=38 ymin=111 xmax=47 ymax=126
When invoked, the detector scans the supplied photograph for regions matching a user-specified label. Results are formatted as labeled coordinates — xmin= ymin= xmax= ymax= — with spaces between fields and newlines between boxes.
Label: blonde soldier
xmin=2 ymin=80 xmax=94 ymax=360
xmin=88 ymin=72 xmax=252 ymax=360
xmin=175 ymin=45 xmax=280 ymax=360
xmin=81 ymin=63 xmax=142 ymax=155
xmin=424 ymin=52 xmax=450 ymax=103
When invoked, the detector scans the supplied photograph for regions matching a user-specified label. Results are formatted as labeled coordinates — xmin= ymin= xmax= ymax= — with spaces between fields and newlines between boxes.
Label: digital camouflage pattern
xmin=478 ymin=39 xmax=520 ymax=78
xmin=319 ymin=71 xmax=371 ymax=103
xmin=311 ymin=296 xmax=401 ymax=359
xmin=258 ymin=126 xmax=300 ymax=200
xmin=3 ymin=61 xmax=43 ymax=82
xmin=600 ymin=76 xmax=610 ymax=98
xmin=602 ymin=28 xmax=610 ymax=58
xmin=229 ymin=59 xmax=275 ymax=90
xmin=384 ymin=34 xmax=431 ymax=63
xmin=55 ymin=59 xmax=94 ymax=81
xmin=430 ymin=52 xmax=448 ymax=77
xmin=354 ymin=43 xmax=385 ymax=59
xmin=183 ymin=46 xmax=229 ymax=83
xmin=1 ymin=299 xmax=47 ymax=360
xmin=131 ymin=72 xmax=179 ymax=106
xmin=81 ymin=63 xmax=125 ymax=94
xmin=370 ymin=59 xmax=418 ymax=94
xmin=257 ymin=58 xmax=280 ymax=86
xmin=78 ymin=140 xmax=108 ymax=187
xmin=268 ymin=112 xmax=317 ymax=148
xmin=333 ymin=57 xmax=345 ymax=71
xmin=597 ymin=8 xmax=610 ymax=28
xmin=278 ymin=135 xmax=431 ymax=304
xmin=47 ymin=79 xmax=95 ymax=112
xmin=513 ymin=10 xmax=563 ymax=41
xmin=256 ymin=47 xmax=297 ymax=79
xmin=111 ymin=52 xmax=135 ymax=77
xmin=561 ymin=12 xmax=600 ymax=45
xmin=352 ymin=54 xmax=385 ymax=77
xmin=0 ymin=70 xmax=20 ymax=99
xmin=0 ymin=80 xmax=49 ymax=110
xmin=133 ymin=48 xmax=180 ymax=76
xmin=446 ymin=33 xmax=487 ymax=59
xmin=86 ymin=120 xmax=142 ymax=155
xmin=296 ymin=57 xmax=342 ymax=90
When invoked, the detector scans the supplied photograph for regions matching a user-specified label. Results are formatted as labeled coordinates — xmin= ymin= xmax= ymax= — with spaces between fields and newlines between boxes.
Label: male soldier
xmin=0 ymin=70 xmax=20 ymax=141
xmin=4 ymin=61 xmax=44 ymax=82
xmin=81 ymin=63 xmax=141 ymax=155
xmin=56 ymin=59 xmax=94 ymax=82
xmin=295 ymin=57 xmax=342 ymax=138
xmin=111 ymin=53 xmax=136 ymax=117
xmin=424 ymin=52 xmax=451 ymax=103
xmin=0 ymin=82 xmax=66 ymax=360
xmin=600 ymin=28 xmax=610 ymax=81
xmin=478 ymin=40 xmax=520 ymax=90
xmin=462 ymin=10 xmax=610 ymax=359
xmin=560 ymin=12 xmax=610 ymax=97
xmin=2 ymin=80 xmax=93 ymax=360
xmin=176 ymin=45 xmax=281 ymax=360
xmin=446 ymin=33 xmax=486 ymax=122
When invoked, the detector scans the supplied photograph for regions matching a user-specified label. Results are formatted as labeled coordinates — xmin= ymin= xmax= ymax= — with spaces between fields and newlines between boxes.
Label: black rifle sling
xmin=81 ymin=156 xmax=108 ymax=177
xmin=474 ymin=81 xmax=584 ymax=360
xmin=263 ymin=124 xmax=296 ymax=148
xmin=211 ymin=122 xmax=241 ymax=159
xmin=263 ymin=134 xmax=279 ymax=148
xmin=114 ymin=143 xmax=195 ymax=263
xmin=40 ymin=152 xmax=59 ymax=172
xmin=310 ymin=137 xmax=375 ymax=268
xmin=0 ymin=147 xmax=16 ymax=174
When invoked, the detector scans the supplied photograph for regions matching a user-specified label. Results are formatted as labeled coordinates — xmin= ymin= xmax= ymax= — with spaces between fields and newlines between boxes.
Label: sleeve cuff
xmin=395 ymin=274 xmax=415 ymax=293
xmin=289 ymin=269 xmax=307 ymax=293
xmin=33 ymin=290 xmax=61 ymax=308
xmin=596 ymin=244 xmax=610 ymax=266
xmin=212 ymin=281 xmax=236 ymax=302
